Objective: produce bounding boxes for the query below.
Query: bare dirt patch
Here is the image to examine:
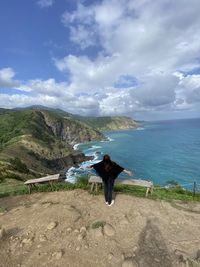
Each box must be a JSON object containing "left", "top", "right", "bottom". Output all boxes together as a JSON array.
[{"left": 0, "top": 190, "right": 200, "bottom": 267}]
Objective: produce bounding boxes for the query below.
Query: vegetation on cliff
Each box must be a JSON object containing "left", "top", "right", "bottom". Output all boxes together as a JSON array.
[
  {"left": 0, "top": 108, "right": 105, "bottom": 182},
  {"left": 0, "top": 107, "right": 139, "bottom": 185},
  {"left": 75, "top": 115, "right": 139, "bottom": 131}
]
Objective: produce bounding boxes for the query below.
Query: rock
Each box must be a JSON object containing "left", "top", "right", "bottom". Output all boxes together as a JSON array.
[
  {"left": 103, "top": 224, "right": 115, "bottom": 236},
  {"left": 74, "top": 229, "right": 79, "bottom": 233},
  {"left": 67, "top": 227, "right": 72, "bottom": 232},
  {"left": 39, "top": 235, "right": 47, "bottom": 242},
  {"left": 154, "top": 258, "right": 161, "bottom": 262},
  {"left": 52, "top": 250, "right": 63, "bottom": 260},
  {"left": 22, "top": 238, "right": 32, "bottom": 245},
  {"left": 108, "top": 253, "right": 114, "bottom": 260},
  {"left": 47, "top": 222, "right": 57, "bottom": 230},
  {"left": 93, "top": 227, "right": 103, "bottom": 238},
  {"left": 80, "top": 226, "right": 87, "bottom": 233},
  {"left": 76, "top": 246, "right": 81, "bottom": 251},
  {"left": 133, "top": 246, "right": 138, "bottom": 252},
  {"left": 0, "top": 227, "right": 5, "bottom": 239},
  {"left": 77, "top": 231, "right": 86, "bottom": 241},
  {"left": 121, "top": 254, "right": 125, "bottom": 260},
  {"left": 77, "top": 234, "right": 83, "bottom": 241},
  {"left": 122, "top": 258, "right": 139, "bottom": 267}
]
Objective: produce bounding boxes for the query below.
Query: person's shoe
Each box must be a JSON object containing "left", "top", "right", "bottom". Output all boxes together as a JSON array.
[
  {"left": 105, "top": 202, "right": 108, "bottom": 205},
  {"left": 108, "top": 200, "right": 115, "bottom": 206}
]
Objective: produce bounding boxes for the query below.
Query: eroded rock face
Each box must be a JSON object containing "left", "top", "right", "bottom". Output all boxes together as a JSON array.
[
  {"left": 43, "top": 152, "right": 93, "bottom": 171},
  {"left": 41, "top": 110, "right": 105, "bottom": 145}
]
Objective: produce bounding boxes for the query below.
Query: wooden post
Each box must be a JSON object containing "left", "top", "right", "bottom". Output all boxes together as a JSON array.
[
  {"left": 28, "top": 184, "right": 31, "bottom": 194},
  {"left": 193, "top": 181, "right": 196, "bottom": 199},
  {"left": 49, "top": 181, "right": 53, "bottom": 191},
  {"left": 91, "top": 183, "right": 94, "bottom": 192},
  {"left": 95, "top": 183, "right": 98, "bottom": 192}
]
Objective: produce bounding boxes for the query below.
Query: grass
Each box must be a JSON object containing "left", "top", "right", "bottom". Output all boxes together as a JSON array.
[
  {"left": 91, "top": 221, "right": 106, "bottom": 229},
  {"left": 0, "top": 206, "right": 6, "bottom": 213},
  {"left": 0, "top": 176, "right": 200, "bottom": 203}
]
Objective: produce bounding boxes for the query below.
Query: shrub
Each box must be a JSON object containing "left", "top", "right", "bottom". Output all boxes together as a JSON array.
[
  {"left": 91, "top": 221, "right": 106, "bottom": 229},
  {"left": 9, "top": 157, "right": 30, "bottom": 174}
]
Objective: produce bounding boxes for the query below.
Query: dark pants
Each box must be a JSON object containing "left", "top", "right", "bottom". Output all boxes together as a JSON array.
[{"left": 103, "top": 178, "right": 114, "bottom": 204}]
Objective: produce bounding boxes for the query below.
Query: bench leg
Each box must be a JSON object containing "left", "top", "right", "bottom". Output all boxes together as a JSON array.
[
  {"left": 145, "top": 187, "right": 150, "bottom": 197},
  {"left": 150, "top": 186, "right": 154, "bottom": 195},
  {"left": 90, "top": 183, "right": 95, "bottom": 192},
  {"left": 27, "top": 184, "right": 31, "bottom": 194},
  {"left": 49, "top": 181, "right": 53, "bottom": 191},
  {"left": 95, "top": 183, "right": 98, "bottom": 192}
]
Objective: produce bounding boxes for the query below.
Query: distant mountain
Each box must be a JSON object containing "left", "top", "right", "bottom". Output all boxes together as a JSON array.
[{"left": 78, "top": 116, "right": 139, "bottom": 131}]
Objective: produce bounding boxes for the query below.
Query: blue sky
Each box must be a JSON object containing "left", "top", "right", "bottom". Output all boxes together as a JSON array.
[{"left": 0, "top": 0, "right": 200, "bottom": 120}]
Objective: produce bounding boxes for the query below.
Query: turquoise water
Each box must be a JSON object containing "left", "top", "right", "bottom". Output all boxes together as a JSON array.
[{"left": 67, "top": 118, "right": 200, "bottom": 189}]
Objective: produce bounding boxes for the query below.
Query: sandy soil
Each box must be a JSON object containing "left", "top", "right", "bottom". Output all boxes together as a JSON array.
[{"left": 0, "top": 189, "right": 200, "bottom": 267}]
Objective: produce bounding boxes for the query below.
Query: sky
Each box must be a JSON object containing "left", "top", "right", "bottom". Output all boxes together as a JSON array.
[{"left": 0, "top": 0, "right": 200, "bottom": 120}]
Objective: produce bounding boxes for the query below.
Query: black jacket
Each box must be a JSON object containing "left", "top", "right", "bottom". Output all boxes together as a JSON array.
[{"left": 91, "top": 161, "right": 124, "bottom": 181}]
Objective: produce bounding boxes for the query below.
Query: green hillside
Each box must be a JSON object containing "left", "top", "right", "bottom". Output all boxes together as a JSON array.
[
  {"left": 0, "top": 107, "right": 139, "bottom": 184},
  {"left": 78, "top": 116, "right": 139, "bottom": 131},
  {"left": 12, "top": 106, "right": 139, "bottom": 131},
  {"left": 0, "top": 109, "right": 105, "bottom": 182}
]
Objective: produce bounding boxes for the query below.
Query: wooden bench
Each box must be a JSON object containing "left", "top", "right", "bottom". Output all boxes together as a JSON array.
[
  {"left": 24, "top": 174, "right": 60, "bottom": 193},
  {"left": 88, "top": 175, "right": 154, "bottom": 197}
]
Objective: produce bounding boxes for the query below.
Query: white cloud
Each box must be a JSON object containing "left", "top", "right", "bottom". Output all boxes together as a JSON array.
[
  {"left": 69, "top": 25, "right": 97, "bottom": 49},
  {"left": 55, "top": 0, "right": 200, "bottom": 118},
  {"left": 1, "top": 1, "right": 200, "bottom": 120},
  {"left": 37, "top": 0, "right": 54, "bottom": 8},
  {"left": 60, "top": 0, "right": 200, "bottom": 76},
  {"left": 54, "top": 54, "right": 121, "bottom": 92},
  {"left": 0, "top": 68, "right": 20, "bottom": 88},
  {"left": 178, "top": 74, "right": 200, "bottom": 104},
  {"left": 18, "top": 78, "right": 72, "bottom": 98}
]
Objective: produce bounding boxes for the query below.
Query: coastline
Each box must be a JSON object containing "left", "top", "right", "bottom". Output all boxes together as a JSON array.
[
  {"left": 65, "top": 137, "right": 113, "bottom": 183},
  {"left": 65, "top": 125, "right": 141, "bottom": 183}
]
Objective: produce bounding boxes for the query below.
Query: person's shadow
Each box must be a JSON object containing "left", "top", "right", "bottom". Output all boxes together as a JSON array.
[{"left": 135, "top": 218, "right": 174, "bottom": 267}]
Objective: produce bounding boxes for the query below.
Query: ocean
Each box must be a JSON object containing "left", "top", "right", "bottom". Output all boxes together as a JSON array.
[{"left": 66, "top": 118, "right": 200, "bottom": 190}]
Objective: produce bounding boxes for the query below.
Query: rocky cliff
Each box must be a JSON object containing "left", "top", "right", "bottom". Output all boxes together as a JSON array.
[
  {"left": 0, "top": 107, "right": 139, "bottom": 182},
  {"left": 0, "top": 109, "right": 105, "bottom": 181}
]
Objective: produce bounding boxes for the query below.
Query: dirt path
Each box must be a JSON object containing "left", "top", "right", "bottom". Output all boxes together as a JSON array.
[{"left": 0, "top": 190, "right": 200, "bottom": 267}]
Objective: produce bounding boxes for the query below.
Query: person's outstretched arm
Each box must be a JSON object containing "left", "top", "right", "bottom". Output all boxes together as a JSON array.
[{"left": 123, "top": 169, "right": 133, "bottom": 176}]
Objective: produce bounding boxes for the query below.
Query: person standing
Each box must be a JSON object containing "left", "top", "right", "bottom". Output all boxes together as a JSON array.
[{"left": 88, "top": 154, "right": 132, "bottom": 206}]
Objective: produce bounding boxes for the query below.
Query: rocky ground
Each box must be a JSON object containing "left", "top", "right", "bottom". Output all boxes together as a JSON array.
[{"left": 0, "top": 189, "right": 200, "bottom": 267}]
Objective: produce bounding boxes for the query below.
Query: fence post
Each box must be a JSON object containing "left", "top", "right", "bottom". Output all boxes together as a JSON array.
[{"left": 193, "top": 181, "right": 196, "bottom": 199}]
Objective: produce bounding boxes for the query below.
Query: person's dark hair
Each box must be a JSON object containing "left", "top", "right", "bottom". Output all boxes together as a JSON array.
[{"left": 103, "top": 154, "right": 113, "bottom": 172}]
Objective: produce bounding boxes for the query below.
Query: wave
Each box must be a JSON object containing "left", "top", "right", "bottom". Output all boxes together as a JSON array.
[
  {"left": 101, "top": 136, "right": 115, "bottom": 142},
  {"left": 65, "top": 150, "right": 101, "bottom": 183},
  {"left": 67, "top": 134, "right": 115, "bottom": 183},
  {"left": 73, "top": 143, "right": 80, "bottom": 150},
  {"left": 87, "top": 145, "right": 102, "bottom": 150}
]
